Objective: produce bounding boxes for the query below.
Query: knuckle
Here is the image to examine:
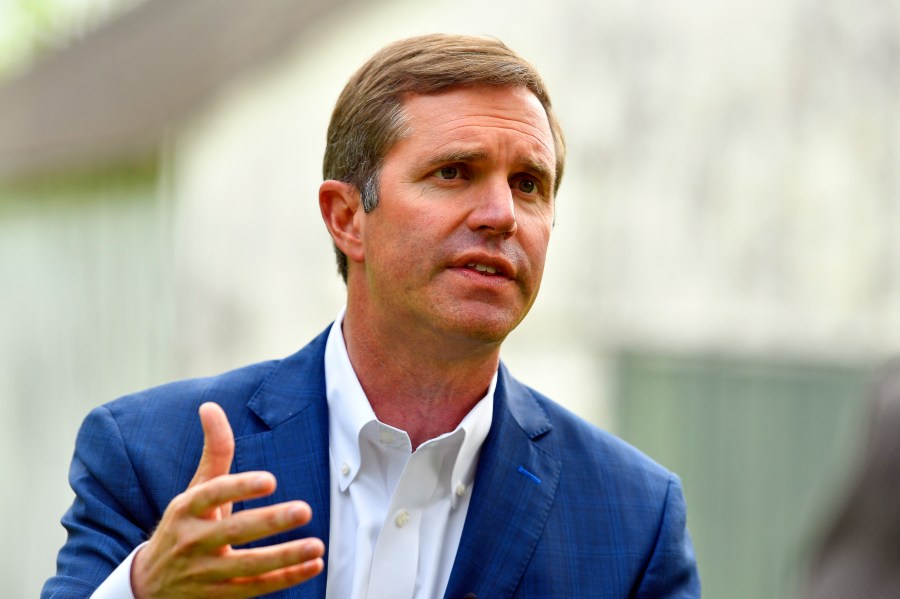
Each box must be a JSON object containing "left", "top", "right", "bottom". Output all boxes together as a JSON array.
[
  {"left": 285, "top": 543, "right": 308, "bottom": 566},
  {"left": 229, "top": 549, "right": 273, "bottom": 579},
  {"left": 235, "top": 476, "right": 255, "bottom": 497},
  {"left": 221, "top": 515, "right": 244, "bottom": 541},
  {"left": 168, "top": 491, "right": 192, "bottom": 515},
  {"left": 268, "top": 507, "right": 288, "bottom": 529},
  {"left": 291, "top": 541, "right": 311, "bottom": 561},
  {"left": 172, "top": 529, "right": 202, "bottom": 555},
  {"left": 228, "top": 553, "right": 257, "bottom": 578},
  {"left": 299, "top": 539, "right": 324, "bottom": 562}
]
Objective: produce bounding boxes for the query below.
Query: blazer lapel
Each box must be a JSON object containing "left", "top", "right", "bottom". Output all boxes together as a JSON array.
[
  {"left": 233, "top": 327, "right": 332, "bottom": 599},
  {"left": 444, "top": 364, "right": 562, "bottom": 599},
  {"left": 222, "top": 332, "right": 561, "bottom": 599}
]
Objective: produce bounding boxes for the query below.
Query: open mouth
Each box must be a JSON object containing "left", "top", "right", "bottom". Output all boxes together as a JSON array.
[{"left": 466, "top": 263, "right": 501, "bottom": 276}]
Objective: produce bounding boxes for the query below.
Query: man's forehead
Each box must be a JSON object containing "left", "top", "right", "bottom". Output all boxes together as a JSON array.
[
  {"left": 395, "top": 86, "right": 555, "bottom": 156},
  {"left": 398, "top": 85, "right": 547, "bottom": 119}
]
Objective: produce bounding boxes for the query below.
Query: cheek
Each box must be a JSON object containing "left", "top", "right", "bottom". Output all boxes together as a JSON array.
[
  {"left": 366, "top": 213, "right": 440, "bottom": 280},
  {"left": 520, "top": 216, "right": 553, "bottom": 264},
  {"left": 404, "top": 210, "right": 459, "bottom": 255}
]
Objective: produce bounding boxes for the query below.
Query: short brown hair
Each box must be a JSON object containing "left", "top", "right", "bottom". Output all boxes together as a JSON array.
[{"left": 323, "top": 33, "right": 567, "bottom": 281}]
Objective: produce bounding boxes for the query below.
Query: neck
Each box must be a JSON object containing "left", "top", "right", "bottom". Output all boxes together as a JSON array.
[{"left": 341, "top": 306, "right": 500, "bottom": 450}]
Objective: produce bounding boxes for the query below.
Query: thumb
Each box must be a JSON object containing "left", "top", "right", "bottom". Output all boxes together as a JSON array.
[{"left": 189, "top": 402, "right": 235, "bottom": 488}]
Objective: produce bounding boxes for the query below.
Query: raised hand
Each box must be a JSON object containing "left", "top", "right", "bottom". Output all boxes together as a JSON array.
[{"left": 130, "top": 402, "right": 325, "bottom": 598}]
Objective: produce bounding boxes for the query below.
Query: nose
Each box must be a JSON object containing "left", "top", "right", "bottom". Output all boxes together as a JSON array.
[{"left": 467, "top": 178, "right": 517, "bottom": 237}]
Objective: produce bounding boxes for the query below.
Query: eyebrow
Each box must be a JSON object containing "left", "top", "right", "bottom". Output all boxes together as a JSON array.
[
  {"left": 412, "top": 149, "right": 488, "bottom": 173},
  {"left": 519, "top": 157, "right": 555, "bottom": 188}
]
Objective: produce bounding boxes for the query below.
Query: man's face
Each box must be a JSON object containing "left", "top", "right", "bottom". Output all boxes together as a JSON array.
[{"left": 357, "top": 85, "right": 556, "bottom": 349}]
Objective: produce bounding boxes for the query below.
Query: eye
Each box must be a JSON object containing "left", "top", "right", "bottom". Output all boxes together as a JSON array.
[
  {"left": 516, "top": 178, "right": 538, "bottom": 194},
  {"left": 435, "top": 166, "right": 461, "bottom": 180}
]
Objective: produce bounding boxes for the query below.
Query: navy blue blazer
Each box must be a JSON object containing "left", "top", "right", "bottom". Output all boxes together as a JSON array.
[{"left": 44, "top": 326, "right": 700, "bottom": 598}]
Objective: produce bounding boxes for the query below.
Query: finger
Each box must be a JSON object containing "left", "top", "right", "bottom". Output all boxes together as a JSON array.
[
  {"left": 226, "top": 556, "right": 325, "bottom": 596},
  {"left": 203, "top": 537, "right": 325, "bottom": 581},
  {"left": 184, "top": 471, "right": 277, "bottom": 518},
  {"left": 203, "top": 501, "right": 313, "bottom": 549},
  {"left": 190, "top": 402, "right": 236, "bottom": 488}
]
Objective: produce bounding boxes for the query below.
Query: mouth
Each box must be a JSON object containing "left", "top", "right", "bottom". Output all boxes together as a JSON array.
[
  {"left": 451, "top": 253, "right": 516, "bottom": 282},
  {"left": 465, "top": 262, "right": 502, "bottom": 276}
]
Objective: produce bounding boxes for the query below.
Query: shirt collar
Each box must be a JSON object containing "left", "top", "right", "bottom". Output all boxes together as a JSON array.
[
  {"left": 324, "top": 308, "right": 495, "bottom": 506},
  {"left": 325, "top": 308, "right": 377, "bottom": 492}
]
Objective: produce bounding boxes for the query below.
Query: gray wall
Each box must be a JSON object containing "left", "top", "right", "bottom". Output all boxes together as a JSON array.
[{"left": 0, "top": 171, "right": 174, "bottom": 595}]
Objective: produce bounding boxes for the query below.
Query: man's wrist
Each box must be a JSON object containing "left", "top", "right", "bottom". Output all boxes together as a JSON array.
[
  {"left": 129, "top": 543, "right": 148, "bottom": 599},
  {"left": 88, "top": 541, "right": 145, "bottom": 599}
]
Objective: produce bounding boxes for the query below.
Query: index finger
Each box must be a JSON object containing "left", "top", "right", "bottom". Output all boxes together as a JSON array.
[{"left": 185, "top": 471, "right": 277, "bottom": 518}]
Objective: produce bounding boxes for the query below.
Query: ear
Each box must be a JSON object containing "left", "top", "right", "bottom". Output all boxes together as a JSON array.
[{"left": 319, "top": 180, "right": 365, "bottom": 264}]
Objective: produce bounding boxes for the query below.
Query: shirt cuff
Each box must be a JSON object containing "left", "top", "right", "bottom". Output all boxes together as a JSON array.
[{"left": 89, "top": 542, "right": 147, "bottom": 599}]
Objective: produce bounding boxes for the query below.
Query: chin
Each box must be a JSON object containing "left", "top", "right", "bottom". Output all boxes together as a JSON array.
[{"left": 435, "top": 305, "right": 526, "bottom": 346}]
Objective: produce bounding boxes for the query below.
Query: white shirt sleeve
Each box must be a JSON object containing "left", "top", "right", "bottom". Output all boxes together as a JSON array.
[{"left": 89, "top": 542, "right": 146, "bottom": 599}]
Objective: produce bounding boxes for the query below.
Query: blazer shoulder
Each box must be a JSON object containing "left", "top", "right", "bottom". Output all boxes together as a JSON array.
[
  {"left": 102, "top": 357, "right": 281, "bottom": 427},
  {"left": 74, "top": 358, "right": 284, "bottom": 504},
  {"left": 101, "top": 324, "right": 331, "bottom": 435}
]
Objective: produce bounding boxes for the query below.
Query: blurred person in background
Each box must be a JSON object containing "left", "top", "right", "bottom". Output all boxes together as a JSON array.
[
  {"left": 43, "top": 34, "right": 699, "bottom": 598},
  {"left": 801, "top": 361, "right": 900, "bottom": 599}
]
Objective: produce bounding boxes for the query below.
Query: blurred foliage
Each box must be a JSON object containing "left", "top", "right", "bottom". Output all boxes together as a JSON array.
[{"left": 0, "top": 0, "right": 140, "bottom": 81}]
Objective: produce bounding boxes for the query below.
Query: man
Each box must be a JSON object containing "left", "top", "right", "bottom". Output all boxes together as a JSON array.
[
  {"left": 801, "top": 362, "right": 900, "bottom": 599},
  {"left": 44, "top": 34, "right": 700, "bottom": 598}
]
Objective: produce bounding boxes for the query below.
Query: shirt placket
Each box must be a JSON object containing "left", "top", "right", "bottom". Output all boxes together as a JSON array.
[{"left": 366, "top": 441, "right": 444, "bottom": 599}]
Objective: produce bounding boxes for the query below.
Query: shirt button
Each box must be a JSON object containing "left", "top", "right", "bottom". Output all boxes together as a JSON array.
[
  {"left": 341, "top": 462, "right": 351, "bottom": 476},
  {"left": 379, "top": 429, "right": 394, "bottom": 444},
  {"left": 394, "top": 510, "right": 410, "bottom": 528},
  {"left": 455, "top": 483, "right": 467, "bottom": 497}
]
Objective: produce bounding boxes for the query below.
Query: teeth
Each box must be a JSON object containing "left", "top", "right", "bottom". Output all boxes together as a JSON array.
[{"left": 466, "top": 263, "right": 497, "bottom": 274}]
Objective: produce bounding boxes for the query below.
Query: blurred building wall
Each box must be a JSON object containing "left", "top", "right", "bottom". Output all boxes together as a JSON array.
[{"left": 0, "top": 170, "right": 174, "bottom": 594}]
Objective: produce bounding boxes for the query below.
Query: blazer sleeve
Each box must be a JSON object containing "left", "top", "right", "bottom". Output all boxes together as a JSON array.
[
  {"left": 42, "top": 406, "right": 158, "bottom": 598},
  {"left": 634, "top": 474, "right": 701, "bottom": 598}
]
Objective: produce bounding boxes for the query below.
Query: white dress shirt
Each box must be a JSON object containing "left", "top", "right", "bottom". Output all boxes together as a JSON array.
[
  {"left": 324, "top": 309, "right": 494, "bottom": 599},
  {"left": 90, "top": 309, "right": 495, "bottom": 599}
]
